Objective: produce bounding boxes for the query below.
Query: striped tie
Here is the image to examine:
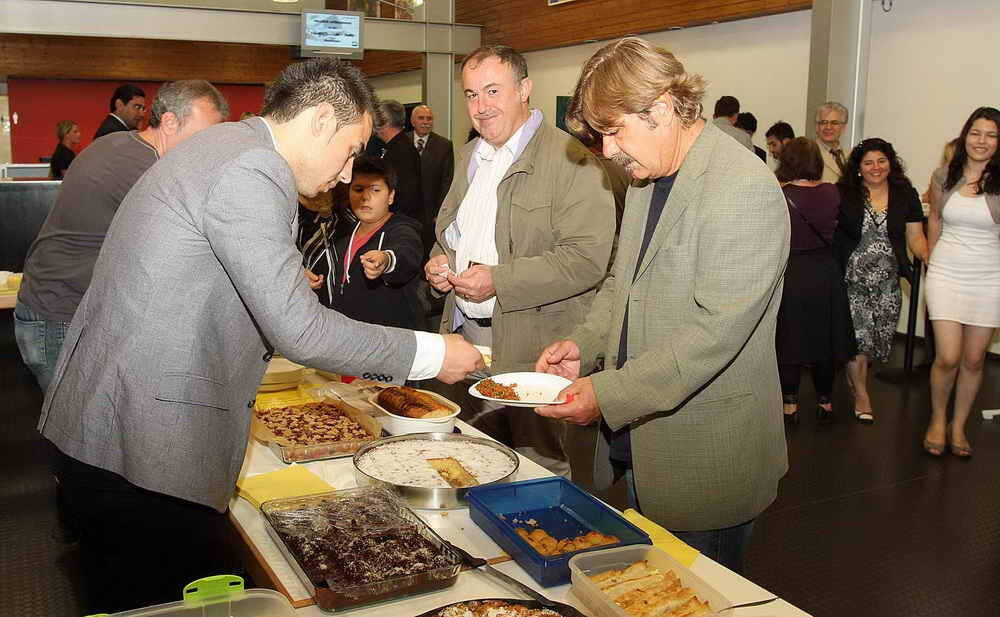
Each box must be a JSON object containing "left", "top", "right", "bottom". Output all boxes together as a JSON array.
[{"left": 416, "top": 137, "right": 426, "bottom": 153}]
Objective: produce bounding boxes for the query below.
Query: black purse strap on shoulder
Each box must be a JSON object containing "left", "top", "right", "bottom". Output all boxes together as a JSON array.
[{"left": 786, "top": 194, "right": 831, "bottom": 248}]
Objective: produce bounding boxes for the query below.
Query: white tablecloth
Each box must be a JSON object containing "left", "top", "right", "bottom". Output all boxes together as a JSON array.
[{"left": 230, "top": 421, "right": 810, "bottom": 616}]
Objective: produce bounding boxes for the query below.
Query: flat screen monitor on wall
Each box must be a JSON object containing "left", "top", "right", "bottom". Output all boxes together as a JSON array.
[{"left": 300, "top": 10, "right": 364, "bottom": 60}]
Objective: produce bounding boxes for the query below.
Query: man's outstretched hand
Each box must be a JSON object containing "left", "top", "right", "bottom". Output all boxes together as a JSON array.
[{"left": 437, "top": 333, "right": 485, "bottom": 384}]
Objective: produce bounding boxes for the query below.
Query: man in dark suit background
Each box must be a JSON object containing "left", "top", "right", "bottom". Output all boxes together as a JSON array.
[
  {"left": 374, "top": 99, "right": 424, "bottom": 223},
  {"left": 407, "top": 104, "right": 454, "bottom": 256},
  {"left": 93, "top": 84, "right": 147, "bottom": 140}
]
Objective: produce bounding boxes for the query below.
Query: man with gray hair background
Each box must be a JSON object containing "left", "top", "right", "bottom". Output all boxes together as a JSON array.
[
  {"left": 815, "top": 100, "right": 849, "bottom": 183},
  {"left": 425, "top": 45, "right": 615, "bottom": 475},
  {"left": 16, "top": 79, "right": 229, "bottom": 391},
  {"left": 375, "top": 99, "right": 424, "bottom": 222}
]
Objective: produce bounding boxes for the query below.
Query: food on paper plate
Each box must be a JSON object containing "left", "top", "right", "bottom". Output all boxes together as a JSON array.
[
  {"left": 376, "top": 386, "right": 455, "bottom": 418},
  {"left": 589, "top": 560, "right": 711, "bottom": 617},
  {"left": 426, "top": 457, "right": 478, "bottom": 488},
  {"left": 255, "top": 401, "right": 373, "bottom": 445},
  {"left": 515, "top": 527, "right": 620, "bottom": 557},
  {"left": 433, "top": 600, "right": 565, "bottom": 616},
  {"left": 475, "top": 377, "right": 521, "bottom": 401},
  {"left": 355, "top": 439, "right": 516, "bottom": 489}
]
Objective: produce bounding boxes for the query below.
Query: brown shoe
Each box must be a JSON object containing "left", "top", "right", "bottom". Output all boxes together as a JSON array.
[{"left": 922, "top": 439, "right": 945, "bottom": 457}]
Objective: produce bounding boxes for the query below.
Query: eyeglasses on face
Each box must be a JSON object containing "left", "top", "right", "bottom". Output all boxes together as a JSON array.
[{"left": 817, "top": 120, "right": 844, "bottom": 127}]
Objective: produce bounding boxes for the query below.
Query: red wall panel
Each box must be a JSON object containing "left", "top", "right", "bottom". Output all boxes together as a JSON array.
[{"left": 8, "top": 78, "right": 265, "bottom": 164}]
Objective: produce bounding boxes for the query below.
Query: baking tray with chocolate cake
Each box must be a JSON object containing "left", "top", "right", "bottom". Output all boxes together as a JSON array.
[{"left": 260, "top": 487, "right": 463, "bottom": 611}]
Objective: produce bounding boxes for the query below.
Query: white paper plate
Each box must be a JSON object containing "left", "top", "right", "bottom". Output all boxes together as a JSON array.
[{"left": 468, "top": 372, "right": 572, "bottom": 407}]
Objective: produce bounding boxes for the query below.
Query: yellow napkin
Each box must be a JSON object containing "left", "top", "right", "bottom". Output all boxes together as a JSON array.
[
  {"left": 253, "top": 387, "right": 317, "bottom": 410},
  {"left": 236, "top": 465, "right": 333, "bottom": 508},
  {"left": 623, "top": 508, "right": 699, "bottom": 567}
]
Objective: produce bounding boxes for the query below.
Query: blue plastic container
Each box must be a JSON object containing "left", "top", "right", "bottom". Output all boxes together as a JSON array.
[{"left": 467, "top": 477, "right": 651, "bottom": 587}]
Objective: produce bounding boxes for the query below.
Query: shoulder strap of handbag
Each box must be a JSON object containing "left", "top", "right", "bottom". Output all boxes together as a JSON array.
[{"left": 785, "top": 194, "right": 830, "bottom": 247}]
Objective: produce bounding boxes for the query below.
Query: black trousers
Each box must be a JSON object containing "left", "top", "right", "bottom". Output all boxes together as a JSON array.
[
  {"left": 778, "top": 362, "right": 835, "bottom": 399},
  {"left": 54, "top": 449, "right": 246, "bottom": 614}
]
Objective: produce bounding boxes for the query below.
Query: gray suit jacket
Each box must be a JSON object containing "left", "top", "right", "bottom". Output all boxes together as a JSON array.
[
  {"left": 570, "top": 121, "right": 790, "bottom": 530},
  {"left": 39, "top": 118, "right": 418, "bottom": 511},
  {"left": 712, "top": 117, "right": 754, "bottom": 153}
]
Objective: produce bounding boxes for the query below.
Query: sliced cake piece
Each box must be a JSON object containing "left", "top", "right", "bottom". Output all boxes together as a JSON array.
[{"left": 426, "top": 457, "right": 478, "bottom": 487}]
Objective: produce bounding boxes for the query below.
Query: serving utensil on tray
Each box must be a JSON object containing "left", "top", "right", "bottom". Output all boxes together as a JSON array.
[
  {"left": 446, "top": 542, "right": 587, "bottom": 617},
  {"left": 707, "top": 596, "right": 779, "bottom": 614}
]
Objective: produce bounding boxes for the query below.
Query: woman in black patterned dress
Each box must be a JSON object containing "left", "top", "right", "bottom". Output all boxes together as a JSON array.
[{"left": 834, "top": 139, "right": 928, "bottom": 423}]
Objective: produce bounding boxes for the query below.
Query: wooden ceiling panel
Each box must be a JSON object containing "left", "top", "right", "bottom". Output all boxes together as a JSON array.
[
  {"left": 0, "top": 0, "right": 809, "bottom": 84},
  {"left": 0, "top": 33, "right": 421, "bottom": 84},
  {"left": 456, "top": 0, "right": 811, "bottom": 52}
]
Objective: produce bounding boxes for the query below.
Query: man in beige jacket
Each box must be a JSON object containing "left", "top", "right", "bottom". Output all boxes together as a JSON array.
[
  {"left": 425, "top": 45, "right": 616, "bottom": 473},
  {"left": 535, "top": 38, "right": 788, "bottom": 573},
  {"left": 815, "top": 100, "right": 849, "bottom": 183}
]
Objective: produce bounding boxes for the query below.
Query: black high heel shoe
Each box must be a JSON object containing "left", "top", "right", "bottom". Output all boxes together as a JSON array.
[
  {"left": 816, "top": 395, "right": 835, "bottom": 425},
  {"left": 783, "top": 394, "right": 799, "bottom": 426}
]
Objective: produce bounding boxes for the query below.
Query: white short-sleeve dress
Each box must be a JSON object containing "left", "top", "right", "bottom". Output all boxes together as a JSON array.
[{"left": 925, "top": 191, "right": 1000, "bottom": 327}]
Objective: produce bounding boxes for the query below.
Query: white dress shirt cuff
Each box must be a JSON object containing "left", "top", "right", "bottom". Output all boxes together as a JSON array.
[{"left": 408, "top": 331, "right": 446, "bottom": 380}]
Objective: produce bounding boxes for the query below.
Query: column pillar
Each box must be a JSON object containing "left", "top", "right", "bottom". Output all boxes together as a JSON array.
[
  {"left": 806, "top": 0, "right": 873, "bottom": 145},
  {"left": 423, "top": 0, "right": 455, "bottom": 140}
]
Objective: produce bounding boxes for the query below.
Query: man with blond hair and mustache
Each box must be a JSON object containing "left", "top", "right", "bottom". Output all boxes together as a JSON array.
[{"left": 533, "top": 37, "right": 789, "bottom": 572}]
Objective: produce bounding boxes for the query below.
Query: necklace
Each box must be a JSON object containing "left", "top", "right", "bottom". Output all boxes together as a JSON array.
[{"left": 864, "top": 196, "right": 887, "bottom": 227}]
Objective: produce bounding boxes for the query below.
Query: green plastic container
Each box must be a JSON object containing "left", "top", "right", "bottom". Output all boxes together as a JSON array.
[{"left": 86, "top": 575, "right": 296, "bottom": 617}]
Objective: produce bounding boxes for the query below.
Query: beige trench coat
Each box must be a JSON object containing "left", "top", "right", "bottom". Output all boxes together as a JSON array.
[{"left": 432, "top": 119, "right": 617, "bottom": 373}]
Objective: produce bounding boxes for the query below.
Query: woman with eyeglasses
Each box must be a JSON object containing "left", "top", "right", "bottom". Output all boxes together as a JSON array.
[
  {"left": 834, "top": 139, "right": 928, "bottom": 424},
  {"left": 923, "top": 107, "right": 1000, "bottom": 457}
]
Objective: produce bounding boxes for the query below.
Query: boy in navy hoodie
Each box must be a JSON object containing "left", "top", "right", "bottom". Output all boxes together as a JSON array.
[{"left": 305, "top": 155, "right": 425, "bottom": 329}]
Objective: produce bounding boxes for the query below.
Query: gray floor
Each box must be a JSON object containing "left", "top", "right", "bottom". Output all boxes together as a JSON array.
[{"left": 1, "top": 312, "right": 82, "bottom": 616}]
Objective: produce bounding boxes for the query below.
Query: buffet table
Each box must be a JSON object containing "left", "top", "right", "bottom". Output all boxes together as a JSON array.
[{"left": 230, "top": 377, "right": 811, "bottom": 617}]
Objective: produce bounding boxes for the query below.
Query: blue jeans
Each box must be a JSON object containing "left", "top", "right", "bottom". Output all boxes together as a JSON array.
[
  {"left": 672, "top": 521, "right": 755, "bottom": 574},
  {"left": 621, "top": 464, "right": 755, "bottom": 574},
  {"left": 13, "top": 299, "right": 71, "bottom": 393}
]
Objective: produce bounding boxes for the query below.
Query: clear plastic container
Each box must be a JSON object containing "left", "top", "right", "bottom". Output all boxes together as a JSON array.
[
  {"left": 260, "top": 487, "right": 462, "bottom": 611},
  {"left": 89, "top": 575, "right": 296, "bottom": 617},
  {"left": 568, "top": 545, "right": 732, "bottom": 617},
  {"left": 466, "top": 477, "right": 651, "bottom": 587}
]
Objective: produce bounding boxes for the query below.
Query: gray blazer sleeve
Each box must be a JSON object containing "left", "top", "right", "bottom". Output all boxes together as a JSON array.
[{"left": 202, "top": 152, "right": 417, "bottom": 381}]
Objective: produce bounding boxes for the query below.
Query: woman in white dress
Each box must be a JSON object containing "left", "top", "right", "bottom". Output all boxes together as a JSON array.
[{"left": 924, "top": 107, "right": 1000, "bottom": 457}]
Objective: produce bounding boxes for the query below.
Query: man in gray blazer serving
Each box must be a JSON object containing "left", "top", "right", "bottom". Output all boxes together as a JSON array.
[
  {"left": 38, "top": 58, "right": 482, "bottom": 613},
  {"left": 534, "top": 38, "right": 789, "bottom": 574}
]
